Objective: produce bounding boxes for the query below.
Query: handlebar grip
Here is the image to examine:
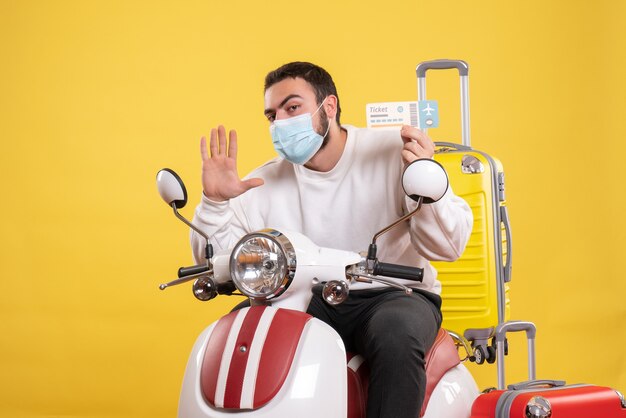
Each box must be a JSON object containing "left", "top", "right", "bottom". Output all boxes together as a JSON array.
[
  {"left": 311, "top": 283, "right": 324, "bottom": 296},
  {"left": 178, "top": 264, "right": 210, "bottom": 278},
  {"left": 373, "top": 262, "right": 424, "bottom": 282}
]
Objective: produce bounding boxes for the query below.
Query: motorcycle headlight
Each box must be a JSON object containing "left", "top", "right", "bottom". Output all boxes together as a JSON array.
[{"left": 230, "top": 229, "right": 296, "bottom": 300}]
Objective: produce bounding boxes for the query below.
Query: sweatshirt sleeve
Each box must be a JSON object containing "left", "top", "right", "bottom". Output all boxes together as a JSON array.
[
  {"left": 405, "top": 186, "right": 473, "bottom": 262},
  {"left": 190, "top": 193, "right": 251, "bottom": 264}
]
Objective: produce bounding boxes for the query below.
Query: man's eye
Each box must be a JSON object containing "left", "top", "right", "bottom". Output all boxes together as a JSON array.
[{"left": 288, "top": 105, "right": 300, "bottom": 112}]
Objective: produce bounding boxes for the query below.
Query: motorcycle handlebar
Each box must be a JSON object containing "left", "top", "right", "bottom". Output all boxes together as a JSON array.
[
  {"left": 178, "top": 264, "right": 210, "bottom": 278},
  {"left": 311, "top": 283, "right": 324, "bottom": 296},
  {"left": 373, "top": 262, "right": 424, "bottom": 282}
]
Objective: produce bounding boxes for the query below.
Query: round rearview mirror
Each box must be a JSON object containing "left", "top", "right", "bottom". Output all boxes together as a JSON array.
[
  {"left": 156, "top": 168, "right": 188, "bottom": 209},
  {"left": 402, "top": 159, "right": 449, "bottom": 203}
]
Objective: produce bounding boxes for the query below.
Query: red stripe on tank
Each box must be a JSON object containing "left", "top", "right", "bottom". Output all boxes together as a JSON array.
[
  {"left": 222, "top": 306, "right": 267, "bottom": 408},
  {"left": 200, "top": 310, "right": 239, "bottom": 406},
  {"left": 253, "top": 309, "right": 312, "bottom": 408}
]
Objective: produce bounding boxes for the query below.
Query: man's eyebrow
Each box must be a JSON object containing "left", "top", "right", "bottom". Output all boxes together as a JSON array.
[{"left": 264, "top": 94, "right": 303, "bottom": 116}]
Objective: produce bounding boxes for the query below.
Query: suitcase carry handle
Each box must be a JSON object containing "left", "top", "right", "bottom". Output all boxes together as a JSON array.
[
  {"left": 507, "top": 379, "right": 566, "bottom": 391},
  {"left": 416, "top": 59, "right": 471, "bottom": 147},
  {"left": 501, "top": 206, "right": 513, "bottom": 283},
  {"left": 495, "top": 321, "right": 537, "bottom": 389},
  {"left": 434, "top": 141, "right": 472, "bottom": 152}
]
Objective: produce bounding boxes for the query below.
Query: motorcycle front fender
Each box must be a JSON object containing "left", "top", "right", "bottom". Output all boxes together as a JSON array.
[{"left": 178, "top": 306, "right": 347, "bottom": 418}]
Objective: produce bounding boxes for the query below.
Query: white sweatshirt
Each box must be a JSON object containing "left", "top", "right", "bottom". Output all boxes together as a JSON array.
[{"left": 191, "top": 125, "right": 473, "bottom": 294}]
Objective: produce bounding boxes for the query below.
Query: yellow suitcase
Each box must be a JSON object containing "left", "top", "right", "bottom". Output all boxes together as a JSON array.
[{"left": 416, "top": 60, "right": 512, "bottom": 345}]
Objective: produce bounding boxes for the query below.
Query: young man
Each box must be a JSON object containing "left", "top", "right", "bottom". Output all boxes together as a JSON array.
[{"left": 191, "top": 62, "right": 472, "bottom": 418}]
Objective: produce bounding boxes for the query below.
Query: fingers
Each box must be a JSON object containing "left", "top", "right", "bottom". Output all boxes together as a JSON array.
[
  {"left": 402, "top": 149, "right": 418, "bottom": 165},
  {"left": 403, "top": 138, "right": 426, "bottom": 157},
  {"left": 242, "top": 177, "right": 264, "bottom": 191},
  {"left": 218, "top": 125, "right": 227, "bottom": 155},
  {"left": 402, "top": 140, "right": 426, "bottom": 165},
  {"left": 207, "top": 125, "right": 238, "bottom": 159},
  {"left": 400, "top": 125, "right": 434, "bottom": 160},
  {"left": 200, "top": 136, "right": 208, "bottom": 161},
  {"left": 228, "top": 129, "right": 237, "bottom": 159},
  {"left": 209, "top": 128, "right": 218, "bottom": 157}
]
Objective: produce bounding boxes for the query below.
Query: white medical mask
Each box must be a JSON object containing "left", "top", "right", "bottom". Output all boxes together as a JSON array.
[{"left": 270, "top": 98, "right": 331, "bottom": 165}]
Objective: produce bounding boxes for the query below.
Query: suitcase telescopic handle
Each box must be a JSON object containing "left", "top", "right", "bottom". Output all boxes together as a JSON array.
[
  {"left": 416, "top": 59, "right": 469, "bottom": 77},
  {"left": 495, "top": 321, "right": 537, "bottom": 390},
  {"left": 416, "top": 59, "right": 471, "bottom": 147}
]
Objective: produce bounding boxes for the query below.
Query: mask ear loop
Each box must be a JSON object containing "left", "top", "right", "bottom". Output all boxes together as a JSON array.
[
  {"left": 313, "top": 96, "right": 332, "bottom": 139},
  {"left": 312, "top": 96, "right": 328, "bottom": 117},
  {"left": 321, "top": 115, "right": 331, "bottom": 139}
]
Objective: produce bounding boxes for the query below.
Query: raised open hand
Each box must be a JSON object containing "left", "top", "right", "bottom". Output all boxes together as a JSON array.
[{"left": 200, "top": 125, "right": 264, "bottom": 202}]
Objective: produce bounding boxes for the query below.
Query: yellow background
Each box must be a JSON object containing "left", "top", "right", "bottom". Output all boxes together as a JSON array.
[{"left": 1, "top": 0, "right": 625, "bottom": 416}]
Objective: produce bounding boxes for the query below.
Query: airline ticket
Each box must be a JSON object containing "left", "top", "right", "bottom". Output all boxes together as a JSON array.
[{"left": 366, "top": 100, "right": 439, "bottom": 129}]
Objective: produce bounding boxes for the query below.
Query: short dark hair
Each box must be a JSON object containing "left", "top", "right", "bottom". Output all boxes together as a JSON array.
[{"left": 264, "top": 61, "right": 341, "bottom": 125}]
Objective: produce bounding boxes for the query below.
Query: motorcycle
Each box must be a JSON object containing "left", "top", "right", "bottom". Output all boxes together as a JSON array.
[{"left": 155, "top": 159, "right": 482, "bottom": 418}]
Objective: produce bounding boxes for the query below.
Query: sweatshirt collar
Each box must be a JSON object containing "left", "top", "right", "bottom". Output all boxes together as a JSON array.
[{"left": 294, "top": 125, "right": 356, "bottom": 182}]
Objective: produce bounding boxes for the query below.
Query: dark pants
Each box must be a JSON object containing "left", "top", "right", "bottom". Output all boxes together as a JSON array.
[
  {"left": 233, "top": 287, "right": 442, "bottom": 418},
  {"left": 308, "top": 287, "right": 442, "bottom": 418}
]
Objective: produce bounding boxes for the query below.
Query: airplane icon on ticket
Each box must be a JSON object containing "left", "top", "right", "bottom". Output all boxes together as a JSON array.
[{"left": 418, "top": 100, "right": 439, "bottom": 129}]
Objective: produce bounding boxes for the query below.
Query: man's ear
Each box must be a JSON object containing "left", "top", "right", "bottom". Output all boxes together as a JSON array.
[{"left": 324, "top": 95, "right": 338, "bottom": 120}]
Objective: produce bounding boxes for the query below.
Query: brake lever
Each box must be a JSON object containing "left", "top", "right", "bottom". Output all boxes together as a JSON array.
[
  {"left": 159, "top": 270, "right": 213, "bottom": 290},
  {"left": 347, "top": 273, "right": 413, "bottom": 295}
]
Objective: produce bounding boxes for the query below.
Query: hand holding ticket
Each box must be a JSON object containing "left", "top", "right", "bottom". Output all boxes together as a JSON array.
[{"left": 366, "top": 100, "right": 439, "bottom": 129}]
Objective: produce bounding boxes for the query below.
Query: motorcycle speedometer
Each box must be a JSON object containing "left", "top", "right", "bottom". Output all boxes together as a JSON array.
[{"left": 229, "top": 229, "right": 296, "bottom": 300}]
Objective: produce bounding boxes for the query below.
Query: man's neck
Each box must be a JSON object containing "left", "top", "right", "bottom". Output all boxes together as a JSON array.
[{"left": 304, "top": 124, "right": 347, "bottom": 172}]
